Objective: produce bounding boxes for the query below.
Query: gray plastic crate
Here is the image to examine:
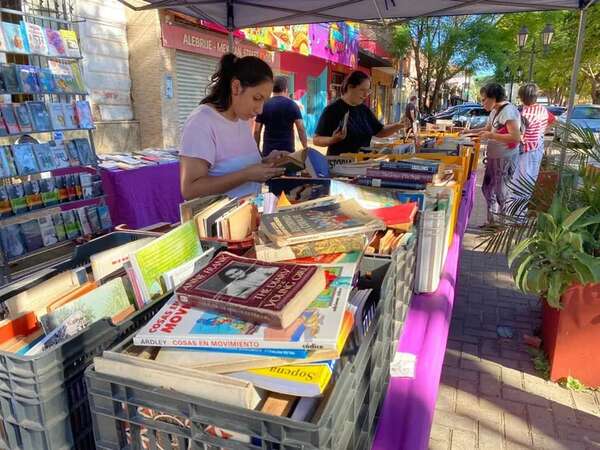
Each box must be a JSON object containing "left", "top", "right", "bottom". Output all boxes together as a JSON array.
[
  {"left": 86, "top": 256, "right": 394, "bottom": 450},
  {"left": 0, "top": 232, "right": 218, "bottom": 450}
]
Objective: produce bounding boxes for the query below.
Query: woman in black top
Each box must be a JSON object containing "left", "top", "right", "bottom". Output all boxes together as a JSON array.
[{"left": 313, "top": 71, "right": 405, "bottom": 156}]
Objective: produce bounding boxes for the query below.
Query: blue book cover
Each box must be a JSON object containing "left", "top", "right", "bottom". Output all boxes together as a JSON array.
[
  {"left": 12, "top": 143, "right": 39, "bottom": 175},
  {"left": 380, "top": 160, "right": 439, "bottom": 174},
  {"left": 38, "top": 68, "right": 57, "bottom": 93},
  {"left": 306, "top": 147, "right": 330, "bottom": 177},
  {"left": 2, "top": 22, "right": 30, "bottom": 54},
  {"left": 26, "top": 101, "right": 52, "bottom": 131},
  {"left": 16, "top": 65, "right": 40, "bottom": 93}
]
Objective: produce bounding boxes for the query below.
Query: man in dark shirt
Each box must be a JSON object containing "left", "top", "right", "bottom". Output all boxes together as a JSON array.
[
  {"left": 404, "top": 95, "right": 418, "bottom": 137},
  {"left": 253, "top": 77, "right": 308, "bottom": 156}
]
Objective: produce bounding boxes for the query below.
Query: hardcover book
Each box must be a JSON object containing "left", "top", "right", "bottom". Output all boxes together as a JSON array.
[
  {"left": 7, "top": 183, "right": 27, "bottom": 214},
  {"left": 259, "top": 199, "right": 384, "bottom": 247},
  {"left": 23, "top": 22, "right": 48, "bottom": 55},
  {"left": 20, "top": 219, "right": 44, "bottom": 252},
  {"left": 2, "top": 22, "right": 29, "bottom": 54},
  {"left": 0, "top": 145, "right": 17, "bottom": 177},
  {"left": 175, "top": 252, "right": 326, "bottom": 328},
  {"left": 45, "top": 28, "right": 67, "bottom": 57},
  {"left": 33, "top": 143, "right": 57, "bottom": 172},
  {"left": 38, "top": 215, "right": 59, "bottom": 247},
  {"left": 48, "top": 103, "right": 67, "bottom": 130},
  {"left": 23, "top": 180, "right": 43, "bottom": 210},
  {"left": 0, "top": 64, "right": 19, "bottom": 91},
  {"left": 27, "top": 101, "right": 52, "bottom": 131},
  {"left": 59, "top": 29, "right": 81, "bottom": 58},
  {"left": 75, "top": 100, "right": 93, "bottom": 128},
  {"left": 73, "top": 138, "right": 96, "bottom": 165},
  {"left": 16, "top": 65, "right": 40, "bottom": 93},
  {"left": 1, "top": 104, "right": 21, "bottom": 134},
  {"left": 0, "top": 224, "right": 26, "bottom": 259},
  {"left": 14, "top": 104, "right": 33, "bottom": 132},
  {"left": 12, "top": 143, "right": 39, "bottom": 175}
]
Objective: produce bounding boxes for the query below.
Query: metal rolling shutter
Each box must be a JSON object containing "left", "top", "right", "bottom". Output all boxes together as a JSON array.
[{"left": 175, "top": 51, "right": 218, "bottom": 129}]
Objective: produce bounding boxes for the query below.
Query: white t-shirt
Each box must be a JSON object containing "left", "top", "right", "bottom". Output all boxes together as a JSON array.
[
  {"left": 486, "top": 102, "right": 520, "bottom": 159},
  {"left": 179, "top": 104, "right": 261, "bottom": 198}
]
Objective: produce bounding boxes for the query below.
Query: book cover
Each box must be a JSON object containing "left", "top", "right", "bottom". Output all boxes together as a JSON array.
[
  {"left": 161, "top": 247, "right": 216, "bottom": 291},
  {"left": 0, "top": 224, "right": 26, "bottom": 259},
  {"left": 7, "top": 183, "right": 27, "bottom": 214},
  {"left": 48, "top": 103, "right": 67, "bottom": 130},
  {"left": 58, "top": 29, "right": 81, "bottom": 58},
  {"left": 380, "top": 160, "right": 439, "bottom": 174},
  {"left": 355, "top": 177, "right": 426, "bottom": 191},
  {"left": 0, "top": 64, "right": 19, "bottom": 91},
  {"left": 0, "top": 24, "right": 7, "bottom": 51},
  {"left": 79, "top": 172, "right": 93, "bottom": 199},
  {"left": 39, "top": 178, "right": 59, "bottom": 206},
  {"left": 369, "top": 202, "right": 418, "bottom": 229},
  {"left": 366, "top": 168, "right": 435, "bottom": 183},
  {"left": 23, "top": 180, "right": 43, "bottom": 210},
  {"left": 75, "top": 101, "right": 93, "bottom": 128},
  {"left": 259, "top": 199, "right": 384, "bottom": 247},
  {"left": 255, "top": 234, "right": 367, "bottom": 263},
  {"left": 66, "top": 174, "right": 79, "bottom": 200},
  {"left": 52, "top": 213, "right": 67, "bottom": 241},
  {"left": 0, "top": 145, "right": 17, "bottom": 177},
  {"left": 1, "top": 104, "right": 21, "bottom": 134},
  {"left": 70, "top": 63, "right": 86, "bottom": 92},
  {"left": 12, "top": 143, "right": 39, "bottom": 175},
  {"left": 65, "top": 140, "right": 80, "bottom": 165},
  {"left": 175, "top": 252, "right": 324, "bottom": 328},
  {"left": 96, "top": 205, "right": 112, "bottom": 230},
  {"left": 33, "top": 143, "right": 57, "bottom": 172},
  {"left": 13, "top": 104, "right": 33, "bottom": 132},
  {"left": 37, "top": 68, "right": 57, "bottom": 93},
  {"left": 16, "top": 65, "right": 40, "bottom": 93},
  {"left": 129, "top": 221, "right": 203, "bottom": 302},
  {"left": 23, "top": 22, "right": 48, "bottom": 55},
  {"left": 76, "top": 207, "right": 92, "bottom": 236},
  {"left": 0, "top": 186, "right": 11, "bottom": 218},
  {"left": 45, "top": 28, "right": 67, "bottom": 57},
  {"left": 61, "top": 210, "right": 80, "bottom": 239},
  {"left": 62, "top": 103, "right": 77, "bottom": 129},
  {"left": 86, "top": 206, "right": 101, "bottom": 234},
  {"left": 24, "top": 311, "right": 88, "bottom": 355},
  {"left": 90, "top": 237, "right": 155, "bottom": 281},
  {"left": 26, "top": 101, "right": 52, "bottom": 131},
  {"left": 49, "top": 142, "right": 70, "bottom": 169},
  {"left": 40, "top": 277, "right": 131, "bottom": 333},
  {"left": 232, "top": 360, "right": 336, "bottom": 397},
  {"left": 73, "top": 138, "right": 96, "bottom": 165},
  {"left": 134, "top": 281, "right": 354, "bottom": 352},
  {"left": 20, "top": 219, "right": 44, "bottom": 252},
  {"left": 305, "top": 148, "right": 330, "bottom": 178},
  {"left": 38, "top": 215, "right": 59, "bottom": 247},
  {"left": 92, "top": 180, "right": 103, "bottom": 197},
  {"left": 55, "top": 175, "right": 69, "bottom": 202},
  {"left": 2, "top": 22, "right": 29, "bottom": 54}
]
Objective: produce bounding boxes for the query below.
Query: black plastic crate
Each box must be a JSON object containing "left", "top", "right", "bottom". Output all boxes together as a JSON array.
[{"left": 86, "top": 256, "right": 395, "bottom": 450}]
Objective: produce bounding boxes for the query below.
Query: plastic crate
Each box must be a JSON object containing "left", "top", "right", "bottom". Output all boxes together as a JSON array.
[
  {"left": 86, "top": 256, "right": 394, "bottom": 450},
  {"left": 0, "top": 232, "right": 217, "bottom": 450}
]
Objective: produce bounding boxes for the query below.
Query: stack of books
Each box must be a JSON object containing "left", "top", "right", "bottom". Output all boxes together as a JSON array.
[
  {"left": 98, "top": 149, "right": 179, "bottom": 170},
  {"left": 353, "top": 158, "right": 442, "bottom": 190}
]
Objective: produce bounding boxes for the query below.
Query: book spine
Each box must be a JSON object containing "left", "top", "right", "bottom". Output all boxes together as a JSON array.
[
  {"left": 176, "top": 292, "right": 280, "bottom": 328},
  {"left": 356, "top": 178, "right": 427, "bottom": 190},
  {"left": 256, "top": 236, "right": 365, "bottom": 262},
  {"left": 379, "top": 161, "right": 437, "bottom": 174},
  {"left": 366, "top": 169, "right": 433, "bottom": 183}
]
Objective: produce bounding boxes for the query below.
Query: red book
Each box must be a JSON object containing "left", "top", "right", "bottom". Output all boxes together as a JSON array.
[
  {"left": 369, "top": 202, "right": 418, "bottom": 229},
  {"left": 366, "top": 168, "right": 434, "bottom": 183},
  {"left": 176, "top": 252, "right": 326, "bottom": 329}
]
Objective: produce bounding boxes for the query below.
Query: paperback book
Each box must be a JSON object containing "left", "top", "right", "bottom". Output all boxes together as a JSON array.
[
  {"left": 39, "top": 178, "right": 59, "bottom": 206},
  {"left": 7, "top": 183, "right": 27, "bottom": 214},
  {"left": 38, "top": 68, "right": 57, "bottom": 93},
  {"left": 20, "top": 219, "right": 44, "bottom": 252},
  {"left": 33, "top": 143, "right": 57, "bottom": 172},
  {"left": 1, "top": 64, "right": 19, "bottom": 91},
  {"left": 52, "top": 213, "right": 67, "bottom": 241},
  {"left": 0, "top": 104, "right": 21, "bottom": 134},
  {"left": 74, "top": 138, "right": 96, "bottom": 165},
  {"left": 48, "top": 103, "right": 67, "bottom": 130},
  {"left": 27, "top": 101, "right": 52, "bottom": 131},
  {"left": 38, "top": 215, "right": 59, "bottom": 246},
  {"left": 49, "top": 142, "right": 71, "bottom": 169},
  {"left": 16, "top": 65, "right": 40, "bottom": 93},
  {"left": 59, "top": 29, "right": 81, "bottom": 58},
  {"left": 96, "top": 205, "right": 112, "bottom": 230},
  {"left": 0, "top": 224, "right": 26, "bottom": 259},
  {"left": 45, "top": 28, "right": 67, "bottom": 57},
  {"left": 14, "top": 104, "right": 33, "bottom": 132},
  {"left": 175, "top": 252, "right": 326, "bottom": 328},
  {"left": 0, "top": 145, "right": 17, "bottom": 177},
  {"left": 23, "top": 22, "right": 48, "bottom": 55},
  {"left": 61, "top": 210, "right": 80, "bottom": 239},
  {"left": 2, "top": 22, "right": 29, "bottom": 54},
  {"left": 12, "top": 143, "right": 39, "bottom": 175},
  {"left": 75, "top": 100, "right": 93, "bottom": 128},
  {"left": 0, "top": 186, "right": 10, "bottom": 217},
  {"left": 23, "top": 180, "right": 43, "bottom": 210}
]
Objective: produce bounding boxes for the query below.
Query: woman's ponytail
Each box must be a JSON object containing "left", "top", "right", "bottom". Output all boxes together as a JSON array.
[{"left": 201, "top": 52, "right": 273, "bottom": 111}]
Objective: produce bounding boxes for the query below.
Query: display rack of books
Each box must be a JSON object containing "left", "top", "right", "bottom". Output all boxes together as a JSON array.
[{"left": 0, "top": 3, "right": 111, "bottom": 285}]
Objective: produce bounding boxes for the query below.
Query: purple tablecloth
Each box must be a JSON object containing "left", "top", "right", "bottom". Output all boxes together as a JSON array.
[
  {"left": 372, "top": 174, "right": 476, "bottom": 450},
  {"left": 100, "top": 163, "right": 183, "bottom": 229}
]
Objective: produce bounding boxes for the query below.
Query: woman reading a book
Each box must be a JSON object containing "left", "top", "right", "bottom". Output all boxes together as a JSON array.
[
  {"left": 179, "top": 54, "right": 286, "bottom": 200},
  {"left": 312, "top": 71, "right": 405, "bottom": 156}
]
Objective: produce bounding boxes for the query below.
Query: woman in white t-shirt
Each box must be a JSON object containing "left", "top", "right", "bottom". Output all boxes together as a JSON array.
[
  {"left": 467, "top": 83, "right": 521, "bottom": 227},
  {"left": 179, "top": 53, "right": 285, "bottom": 200}
]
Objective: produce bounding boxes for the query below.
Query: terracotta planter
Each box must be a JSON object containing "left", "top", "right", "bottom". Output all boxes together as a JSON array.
[{"left": 542, "top": 282, "right": 600, "bottom": 387}]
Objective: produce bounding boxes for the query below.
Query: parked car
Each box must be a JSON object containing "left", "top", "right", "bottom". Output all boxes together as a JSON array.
[
  {"left": 555, "top": 104, "right": 600, "bottom": 142},
  {"left": 421, "top": 103, "right": 481, "bottom": 125},
  {"left": 453, "top": 107, "right": 489, "bottom": 129},
  {"left": 546, "top": 105, "right": 566, "bottom": 117}
]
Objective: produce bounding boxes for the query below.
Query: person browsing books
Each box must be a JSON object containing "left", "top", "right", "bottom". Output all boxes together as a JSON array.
[
  {"left": 179, "top": 54, "right": 286, "bottom": 200},
  {"left": 313, "top": 71, "right": 405, "bottom": 156},
  {"left": 253, "top": 76, "right": 308, "bottom": 156}
]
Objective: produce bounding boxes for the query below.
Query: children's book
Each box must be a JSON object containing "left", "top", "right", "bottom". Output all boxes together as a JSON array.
[
  {"left": 23, "top": 22, "right": 48, "bottom": 55},
  {"left": 62, "top": 103, "right": 77, "bottom": 129},
  {"left": 73, "top": 138, "right": 96, "bottom": 165},
  {"left": 2, "top": 22, "right": 29, "bottom": 54},
  {"left": 49, "top": 141, "right": 70, "bottom": 169},
  {"left": 45, "top": 28, "right": 67, "bottom": 57},
  {"left": 48, "top": 103, "right": 67, "bottom": 130},
  {"left": 27, "top": 101, "right": 52, "bottom": 131},
  {"left": 16, "top": 65, "right": 40, "bottom": 93},
  {"left": 13, "top": 104, "right": 33, "bottom": 133},
  {"left": 0, "top": 224, "right": 26, "bottom": 259},
  {"left": 0, "top": 64, "right": 19, "bottom": 91},
  {"left": 37, "top": 68, "right": 57, "bottom": 93},
  {"left": 33, "top": 143, "right": 57, "bottom": 172},
  {"left": 75, "top": 100, "right": 93, "bottom": 128},
  {"left": 0, "top": 145, "right": 17, "bottom": 177},
  {"left": 59, "top": 29, "right": 81, "bottom": 58},
  {"left": 0, "top": 104, "right": 21, "bottom": 134},
  {"left": 12, "top": 143, "right": 39, "bottom": 175},
  {"left": 6, "top": 183, "right": 27, "bottom": 214}
]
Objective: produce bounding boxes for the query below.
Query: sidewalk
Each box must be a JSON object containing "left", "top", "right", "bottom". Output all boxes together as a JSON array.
[{"left": 429, "top": 171, "right": 600, "bottom": 449}]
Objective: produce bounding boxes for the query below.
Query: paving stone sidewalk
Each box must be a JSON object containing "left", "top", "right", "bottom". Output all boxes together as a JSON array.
[{"left": 429, "top": 173, "right": 600, "bottom": 450}]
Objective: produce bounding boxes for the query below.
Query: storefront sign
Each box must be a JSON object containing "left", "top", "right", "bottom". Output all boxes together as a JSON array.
[{"left": 161, "top": 22, "right": 280, "bottom": 69}]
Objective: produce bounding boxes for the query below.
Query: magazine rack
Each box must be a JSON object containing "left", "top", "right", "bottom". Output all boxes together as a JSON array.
[{"left": 0, "top": 3, "right": 107, "bottom": 286}]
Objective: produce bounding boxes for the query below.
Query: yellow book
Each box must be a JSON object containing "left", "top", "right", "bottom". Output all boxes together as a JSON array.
[{"left": 277, "top": 192, "right": 291, "bottom": 207}]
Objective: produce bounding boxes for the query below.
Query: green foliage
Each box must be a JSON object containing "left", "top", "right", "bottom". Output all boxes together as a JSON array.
[
  {"left": 528, "top": 347, "right": 550, "bottom": 379},
  {"left": 559, "top": 376, "right": 587, "bottom": 391}
]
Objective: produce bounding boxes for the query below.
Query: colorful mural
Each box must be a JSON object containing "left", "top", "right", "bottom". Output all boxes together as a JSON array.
[{"left": 242, "top": 22, "right": 358, "bottom": 68}]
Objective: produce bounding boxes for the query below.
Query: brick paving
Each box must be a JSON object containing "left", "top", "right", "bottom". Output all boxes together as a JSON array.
[{"left": 429, "top": 171, "right": 600, "bottom": 450}]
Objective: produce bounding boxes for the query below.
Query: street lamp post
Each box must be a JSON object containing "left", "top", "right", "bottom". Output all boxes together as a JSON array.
[
  {"left": 504, "top": 65, "right": 524, "bottom": 102},
  {"left": 517, "top": 24, "right": 554, "bottom": 82}
]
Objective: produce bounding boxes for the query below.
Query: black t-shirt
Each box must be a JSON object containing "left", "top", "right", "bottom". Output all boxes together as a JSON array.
[
  {"left": 315, "top": 99, "right": 384, "bottom": 156},
  {"left": 255, "top": 96, "right": 302, "bottom": 155}
]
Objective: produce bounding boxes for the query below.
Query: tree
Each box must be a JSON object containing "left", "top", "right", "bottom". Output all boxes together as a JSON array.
[{"left": 390, "top": 16, "right": 503, "bottom": 113}]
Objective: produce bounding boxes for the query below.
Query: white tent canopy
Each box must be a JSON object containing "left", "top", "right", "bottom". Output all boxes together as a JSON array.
[{"left": 117, "top": 0, "right": 585, "bottom": 29}]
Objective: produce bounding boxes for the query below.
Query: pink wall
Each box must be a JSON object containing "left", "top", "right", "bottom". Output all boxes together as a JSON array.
[{"left": 280, "top": 52, "right": 327, "bottom": 100}]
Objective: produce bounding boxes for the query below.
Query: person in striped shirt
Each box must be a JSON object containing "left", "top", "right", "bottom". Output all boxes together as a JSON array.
[{"left": 516, "top": 83, "right": 556, "bottom": 185}]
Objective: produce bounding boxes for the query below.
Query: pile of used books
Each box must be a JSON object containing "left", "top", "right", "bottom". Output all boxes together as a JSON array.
[{"left": 98, "top": 148, "right": 178, "bottom": 170}]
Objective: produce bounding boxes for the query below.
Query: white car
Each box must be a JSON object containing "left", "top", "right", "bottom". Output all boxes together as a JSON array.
[{"left": 556, "top": 104, "right": 600, "bottom": 140}]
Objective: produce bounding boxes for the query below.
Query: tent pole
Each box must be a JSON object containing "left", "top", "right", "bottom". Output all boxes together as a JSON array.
[
  {"left": 227, "top": 0, "right": 234, "bottom": 52},
  {"left": 560, "top": 6, "right": 587, "bottom": 170}
]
